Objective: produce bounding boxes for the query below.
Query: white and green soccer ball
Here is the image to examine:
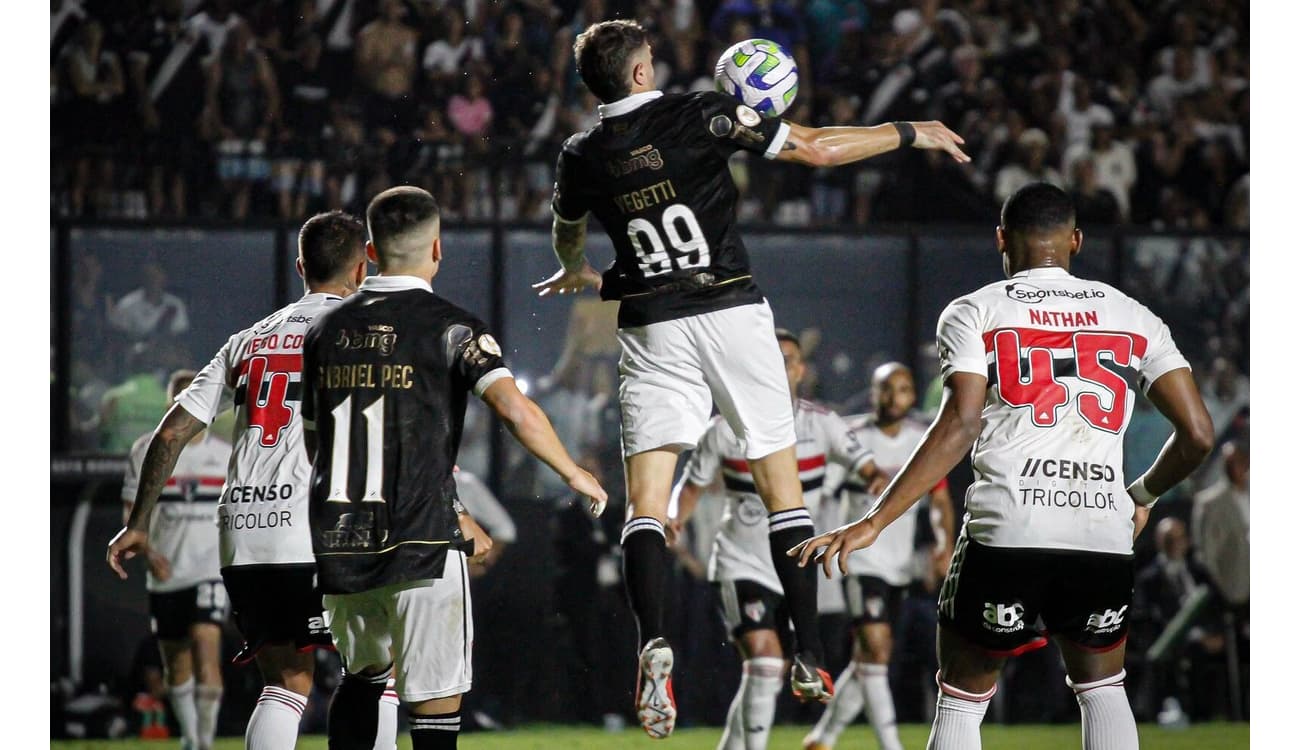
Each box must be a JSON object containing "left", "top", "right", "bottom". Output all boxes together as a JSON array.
[{"left": 714, "top": 38, "right": 799, "bottom": 117}]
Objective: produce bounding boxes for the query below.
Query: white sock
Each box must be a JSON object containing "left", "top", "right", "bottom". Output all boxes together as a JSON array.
[
  {"left": 167, "top": 678, "right": 200, "bottom": 747},
  {"left": 859, "top": 663, "right": 903, "bottom": 750},
  {"left": 196, "top": 684, "right": 222, "bottom": 749},
  {"left": 806, "top": 663, "right": 866, "bottom": 747},
  {"left": 374, "top": 677, "right": 399, "bottom": 750},
  {"left": 1071, "top": 670, "right": 1138, "bottom": 750},
  {"left": 926, "top": 679, "right": 994, "bottom": 750},
  {"left": 717, "top": 692, "right": 747, "bottom": 750},
  {"left": 741, "top": 658, "right": 784, "bottom": 750},
  {"left": 246, "top": 686, "right": 306, "bottom": 750}
]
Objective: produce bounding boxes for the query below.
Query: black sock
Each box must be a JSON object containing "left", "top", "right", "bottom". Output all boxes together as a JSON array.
[
  {"left": 622, "top": 517, "right": 669, "bottom": 647},
  {"left": 327, "top": 667, "right": 390, "bottom": 750},
  {"left": 411, "top": 710, "right": 460, "bottom": 749},
  {"left": 768, "top": 508, "right": 824, "bottom": 663}
]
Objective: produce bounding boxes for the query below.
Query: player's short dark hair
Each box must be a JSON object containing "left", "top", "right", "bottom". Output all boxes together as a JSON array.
[
  {"left": 298, "top": 210, "right": 366, "bottom": 283},
  {"left": 574, "top": 20, "right": 648, "bottom": 103},
  {"left": 1000, "top": 182, "right": 1076, "bottom": 235},
  {"left": 366, "top": 186, "right": 440, "bottom": 253},
  {"left": 774, "top": 328, "right": 801, "bottom": 351}
]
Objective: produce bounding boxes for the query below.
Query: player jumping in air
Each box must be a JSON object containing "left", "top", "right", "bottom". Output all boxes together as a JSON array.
[
  {"left": 535, "top": 19, "right": 969, "bottom": 738},
  {"left": 804, "top": 363, "right": 954, "bottom": 750},
  {"left": 793, "top": 183, "right": 1215, "bottom": 750}
]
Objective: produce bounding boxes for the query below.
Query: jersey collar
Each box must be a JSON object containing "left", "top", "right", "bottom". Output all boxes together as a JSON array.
[
  {"left": 360, "top": 275, "right": 433, "bottom": 293},
  {"left": 598, "top": 90, "right": 663, "bottom": 119},
  {"left": 1011, "top": 267, "right": 1072, "bottom": 279}
]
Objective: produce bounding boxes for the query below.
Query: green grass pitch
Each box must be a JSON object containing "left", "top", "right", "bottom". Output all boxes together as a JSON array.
[{"left": 52, "top": 722, "right": 1249, "bottom": 749}]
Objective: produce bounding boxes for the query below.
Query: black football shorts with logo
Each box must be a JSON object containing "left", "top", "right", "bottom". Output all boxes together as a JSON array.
[
  {"left": 715, "top": 579, "right": 794, "bottom": 651},
  {"left": 845, "top": 575, "right": 906, "bottom": 627},
  {"left": 936, "top": 534, "right": 1135, "bottom": 656},
  {"left": 150, "top": 580, "right": 229, "bottom": 640},
  {"left": 222, "top": 564, "right": 334, "bottom": 663}
]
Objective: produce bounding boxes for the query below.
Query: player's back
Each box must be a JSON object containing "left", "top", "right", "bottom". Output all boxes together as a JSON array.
[
  {"left": 938, "top": 267, "right": 1189, "bottom": 554},
  {"left": 303, "top": 278, "right": 508, "bottom": 594},
  {"left": 177, "top": 292, "right": 342, "bottom": 570},
  {"left": 554, "top": 90, "right": 790, "bottom": 327}
]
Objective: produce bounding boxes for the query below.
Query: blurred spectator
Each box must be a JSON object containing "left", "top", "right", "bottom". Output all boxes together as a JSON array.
[
  {"left": 52, "top": 0, "right": 88, "bottom": 63},
  {"left": 187, "top": 0, "right": 243, "bottom": 60},
  {"left": 994, "top": 128, "right": 1061, "bottom": 204},
  {"left": 355, "top": 0, "right": 418, "bottom": 139},
  {"left": 98, "top": 345, "right": 169, "bottom": 453},
  {"left": 1057, "top": 78, "right": 1113, "bottom": 150},
  {"left": 204, "top": 22, "right": 280, "bottom": 220},
  {"left": 1063, "top": 116, "right": 1136, "bottom": 220},
  {"left": 56, "top": 19, "right": 126, "bottom": 217},
  {"left": 422, "top": 6, "right": 485, "bottom": 100},
  {"left": 1200, "top": 357, "right": 1249, "bottom": 442},
  {"left": 1068, "top": 157, "right": 1120, "bottom": 225},
  {"left": 128, "top": 0, "right": 213, "bottom": 218},
  {"left": 273, "top": 28, "right": 330, "bottom": 218},
  {"left": 1146, "top": 48, "right": 1202, "bottom": 119},
  {"left": 1192, "top": 441, "right": 1249, "bottom": 609},
  {"left": 110, "top": 261, "right": 190, "bottom": 339}
]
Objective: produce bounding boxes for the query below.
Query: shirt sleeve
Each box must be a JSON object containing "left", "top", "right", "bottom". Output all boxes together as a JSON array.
[
  {"left": 174, "top": 335, "right": 237, "bottom": 426},
  {"left": 696, "top": 91, "right": 791, "bottom": 160},
  {"left": 1135, "top": 303, "right": 1191, "bottom": 393},
  {"left": 822, "top": 411, "right": 874, "bottom": 474},
  {"left": 551, "top": 140, "right": 590, "bottom": 222},
  {"left": 684, "top": 420, "right": 727, "bottom": 487},
  {"left": 121, "top": 435, "right": 149, "bottom": 502},
  {"left": 937, "top": 297, "right": 988, "bottom": 380},
  {"left": 445, "top": 319, "right": 512, "bottom": 398},
  {"left": 455, "top": 472, "right": 518, "bottom": 543}
]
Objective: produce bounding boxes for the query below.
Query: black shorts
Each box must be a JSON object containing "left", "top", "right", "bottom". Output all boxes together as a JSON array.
[
  {"left": 715, "top": 579, "right": 794, "bottom": 652},
  {"left": 937, "top": 534, "right": 1134, "bottom": 657},
  {"left": 149, "top": 580, "right": 229, "bottom": 641},
  {"left": 844, "top": 575, "right": 906, "bottom": 627},
  {"left": 223, "top": 564, "right": 334, "bottom": 664}
]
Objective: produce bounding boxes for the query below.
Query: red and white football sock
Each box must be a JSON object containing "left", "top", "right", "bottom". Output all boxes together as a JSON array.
[
  {"left": 1070, "top": 669, "right": 1138, "bottom": 750},
  {"left": 374, "top": 677, "right": 399, "bottom": 750},
  {"left": 246, "top": 685, "right": 306, "bottom": 750},
  {"left": 926, "top": 677, "right": 995, "bottom": 750}
]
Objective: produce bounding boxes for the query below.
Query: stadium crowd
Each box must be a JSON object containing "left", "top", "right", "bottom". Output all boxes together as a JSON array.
[{"left": 52, "top": 0, "right": 1248, "bottom": 229}]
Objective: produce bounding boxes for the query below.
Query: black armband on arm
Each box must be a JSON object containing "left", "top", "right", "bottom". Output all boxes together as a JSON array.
[{"left": 893, "top": 121, "right": 916, "bottom": 149}]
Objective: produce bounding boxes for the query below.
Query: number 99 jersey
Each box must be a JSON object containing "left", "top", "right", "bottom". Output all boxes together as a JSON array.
[
  {"left": 551, "top": 90, "right": 791, "bottom": 329},
  {"left": 937, "top": 267, "right": 1190, "bottom": 555}
]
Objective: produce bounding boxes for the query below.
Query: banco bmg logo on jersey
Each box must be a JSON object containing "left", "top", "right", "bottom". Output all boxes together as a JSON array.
[
  {"left": 1085, "top": 606, "right": 1128, "bottom": 634},
  {"left": 983, "top": 602, "right": 1026, "bottom": 633}
]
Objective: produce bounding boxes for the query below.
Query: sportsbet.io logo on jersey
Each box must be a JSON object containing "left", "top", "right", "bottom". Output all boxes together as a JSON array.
[
  {"left": 1004, "top": 282, "right": 1105, "bottom": 304},
  {"left": 983, "top": 602, "right": 1026, "bottom": 633}
]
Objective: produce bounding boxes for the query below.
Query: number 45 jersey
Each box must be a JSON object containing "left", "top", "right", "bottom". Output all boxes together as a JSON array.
[
  {"left": 177, "top": 292, "right": 344, "bottom": 570},
  {"left": 552, "top": 90, "right": 791, "bottom": 328},
  {"left": 937, "top": 267, "right": 1190, "bottom": 555}
]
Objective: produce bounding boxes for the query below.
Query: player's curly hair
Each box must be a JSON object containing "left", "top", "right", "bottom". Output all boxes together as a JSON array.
[{"left": 574, "top": 19, "right": 648, "bottom": 103}]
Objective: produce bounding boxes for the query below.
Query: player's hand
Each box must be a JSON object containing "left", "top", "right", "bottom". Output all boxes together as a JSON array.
[
  {"left": 908, "top": 121, "right": 971, "bottom": 164},
  {"left": 867, "top": 472, "right": 891, "bottom": 497},
  {"left": 1132, "top": 503, "right": 1151, "bottom": 540},
  {"left": 665, "top": 518, "right": 684, "bottom": 548},
  {"left": 566, "top": 469, "right": 609, "bottom": 517},
  {"left": 457, "top": 512, "right": 494, "bottom": 564},
  {"left": 931, "top": 544, "right": 953, "bottom": 581},
  {"left": 532, "top": 265, "right": 602, "bottom": 297},
  {"left": 147, "top": 549, "right": 173, "bottom": 583},
  {"left": 107, "top": 527, "right": 151, "bottom": 581},
  {"left": 787, "top": 518, "right": 881, "bottom": 579}
]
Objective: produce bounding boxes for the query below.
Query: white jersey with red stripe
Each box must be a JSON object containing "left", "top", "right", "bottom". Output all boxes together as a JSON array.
[
  {"left": 841, "top": 416, "right": 945, "bottom": 584},
  {"left": 123, "top": 431, "right": 231, "bottom": 592},
  {"left": 937, "top": 267, "right": 1190, "bottom": 555},
  {"left": 176, "top": 292, "right": 342, "bottom": 569},
  {"left": 685, "top": 399, "right": 873, "bottom": 594}
]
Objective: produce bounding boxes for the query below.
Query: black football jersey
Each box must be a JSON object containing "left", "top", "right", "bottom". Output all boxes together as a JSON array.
[
  {"left": 302, "top": 276, "right": 509, "bottom": 594},
  {"left": 552, "top": 91, "right": 790, "bottom": 328}
]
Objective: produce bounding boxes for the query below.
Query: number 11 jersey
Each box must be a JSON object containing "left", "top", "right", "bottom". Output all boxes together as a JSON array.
[
  {"left": 551, "top": 90, "right": 791, "bottom": 328},
  {"left": 937, "top": 267, "right": 1190, "bottom": 555}
]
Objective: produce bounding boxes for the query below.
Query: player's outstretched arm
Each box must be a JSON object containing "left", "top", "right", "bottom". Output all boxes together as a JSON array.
[
  {"left": 1128, "top": 368, "right": 1215, "bottom": 521},
  {"left": 106, "top": 403, "right": 207, "bottom": 580},
  {"left": 534, "top": 213, "right": 602, "bottom": 297},
  {"left": 480, "top": 377, "right": 609, "bottom": 516},
  {"left": 776, "top": 121, "right": 970, "bottom": 168},
  {"left": 790, "top": 372, "right": 986, "bottom": 578}
]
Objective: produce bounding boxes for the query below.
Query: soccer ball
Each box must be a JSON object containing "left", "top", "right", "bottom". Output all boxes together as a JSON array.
[{"left": 714, "top": 38, "right": 799, "bottom": 117}]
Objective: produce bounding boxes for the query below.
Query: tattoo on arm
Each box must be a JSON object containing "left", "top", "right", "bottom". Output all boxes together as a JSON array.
[
  {"left": 125, "top": 408, "right": 205, "bottom": 532},
  {"left": 552, "top": 216, "right": 588, "bottom": 272}
]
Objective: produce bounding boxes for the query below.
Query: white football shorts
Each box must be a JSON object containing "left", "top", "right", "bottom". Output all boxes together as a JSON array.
[{"left": 616, "top": 301, "right": 796, "bottom": 459}]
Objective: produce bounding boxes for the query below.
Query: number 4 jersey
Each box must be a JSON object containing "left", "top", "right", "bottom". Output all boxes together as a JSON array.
[
  {"left": 301, "top": 275, "right": 511, "bottom": 595},
  {"left": 552, "top": 90, "right": 790, "bottom": 328},
  {"left": 937, "top": 267, "right": 1190, "bottom": 555},
  {"left": 177, "top": 292, "right": 344, "bottom": 570}
]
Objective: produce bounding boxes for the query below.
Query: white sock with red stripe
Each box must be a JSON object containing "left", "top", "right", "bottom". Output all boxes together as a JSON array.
[
  {"left": 717, "top": 658, "right": 783, "bottom": 750},
  {"left": 374, "top": 677, "right": 399, "bottom": 750},
  {"left": 246, "top": 685, "right": 306, "bottom": 750},
  {"left": 167, "top": 678, "right": 200, "bottom": 749},
  {"left": 1070, "top": 670, "right": 1138, "bottom": 750},
  {"left": 805, "top": 662, "right": 865, "bottom": 747},
  {"left": 858, "top": 663, "right": 903, "bottom": 750},
  {"left": 925, "top": 678, "right": 995, "bottom": 750},
  {"left": 196, "top": 684, "right": 222, "bottom": 750}
]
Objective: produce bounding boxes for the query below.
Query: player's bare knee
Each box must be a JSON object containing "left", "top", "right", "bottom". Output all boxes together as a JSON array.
[
  {"left": 738, "top": 629, "right": 784, "bottom": 661},
  {"left": 937, "top": 628, "right": 1003, "bottom": 694},
  {"left": 410, "top": 694, "right": 462, "bottom": 716},
  {"left": 1056, "top": 637, "right": 1127, "bottom": 686}
]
